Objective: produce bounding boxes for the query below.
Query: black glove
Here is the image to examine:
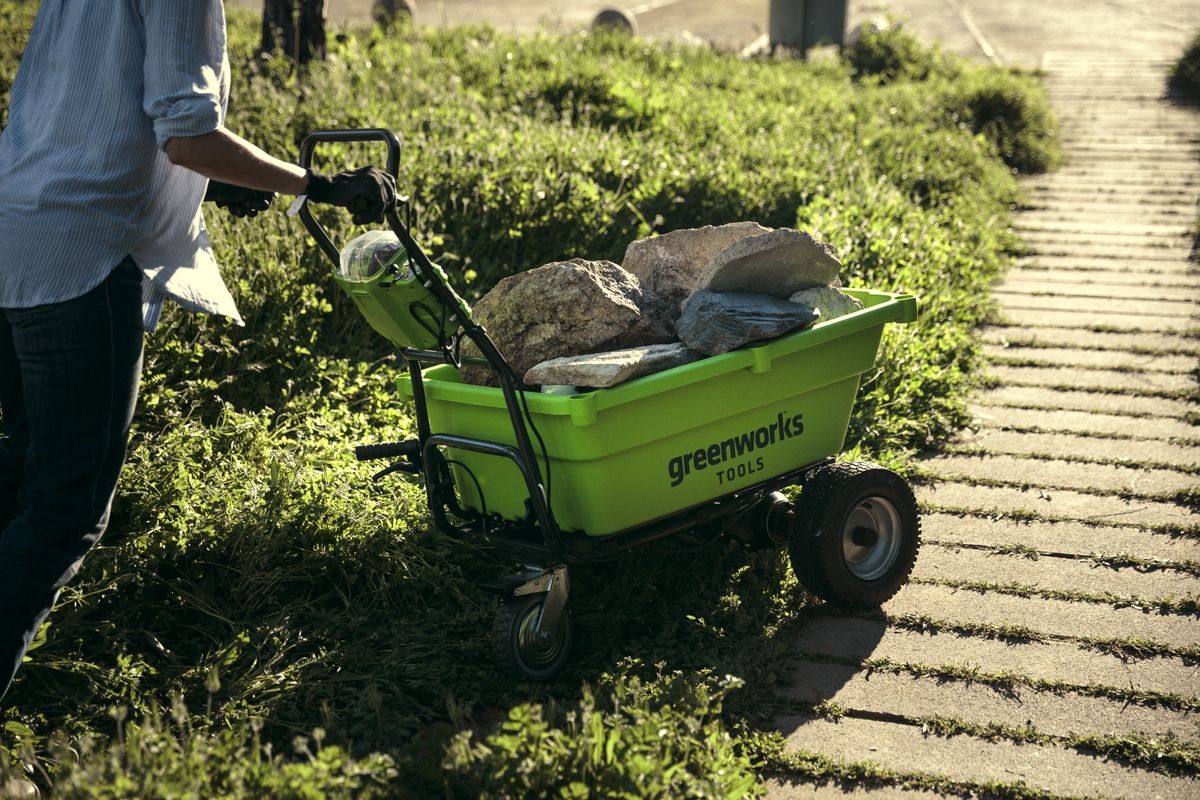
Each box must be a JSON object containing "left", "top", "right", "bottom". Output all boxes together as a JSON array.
[
  {"left": 306, "top": 166, "right": 397, "bottom": 225},
  {"left": 204, "top": 181, "right": 274, "bottom": 218}
]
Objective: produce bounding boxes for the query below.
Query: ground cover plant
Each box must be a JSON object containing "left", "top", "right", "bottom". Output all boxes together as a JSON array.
[{"left": 0, "top": 4, "right": 1058, "bottom": 795}]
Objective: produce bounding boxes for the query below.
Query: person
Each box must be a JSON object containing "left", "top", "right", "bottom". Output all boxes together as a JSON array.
[{"left": 0, "top": 0, "right": 396, "bottom": 703}]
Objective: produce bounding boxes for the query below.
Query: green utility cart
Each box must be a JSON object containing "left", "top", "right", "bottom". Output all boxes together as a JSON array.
[{"left": 302, "top": 129, "right": 922, "bottom": 680}]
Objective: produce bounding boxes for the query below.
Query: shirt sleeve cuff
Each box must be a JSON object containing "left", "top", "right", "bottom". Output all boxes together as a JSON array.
[{"left": 152, "top": 95, "right": 223, "bottom": 148}]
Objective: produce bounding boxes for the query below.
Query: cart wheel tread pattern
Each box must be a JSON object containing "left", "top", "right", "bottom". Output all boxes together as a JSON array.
[
  {"left": 789, "top": 461, "right": 921, "bottom": 609},
  {"left": 490, "top": 594, "right": 574, "bottom": 680}
]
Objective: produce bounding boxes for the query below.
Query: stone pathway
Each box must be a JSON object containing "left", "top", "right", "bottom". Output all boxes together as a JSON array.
[{"left": 768, "top": 54, "right": 1200, "bottom": 798}]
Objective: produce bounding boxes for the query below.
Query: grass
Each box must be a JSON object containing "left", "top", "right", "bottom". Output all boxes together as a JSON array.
[{"left": 0, "top": 3, "right": 1063, "bottom": 795}]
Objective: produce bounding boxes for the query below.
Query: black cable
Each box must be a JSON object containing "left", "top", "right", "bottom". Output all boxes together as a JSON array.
[{"left": 444, "top": 458, "right": 487, "bottom": 535}]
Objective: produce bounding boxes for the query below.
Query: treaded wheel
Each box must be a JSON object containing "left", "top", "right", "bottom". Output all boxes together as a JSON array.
[
  {"left": 490, "top": 594, "right": 573, "bottom": 680},
  {"left": 789, "top": 461, "right": 920, "bottom": 608}
]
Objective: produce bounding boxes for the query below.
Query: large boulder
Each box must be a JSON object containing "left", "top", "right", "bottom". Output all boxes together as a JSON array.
[
  {"left": 676, "top": 290, "right": 820, "bottom": 356},
  {"left": 622, "top": 222, "right": 770, "bottom": 320},
  {"left": 692, "top": 228, "right": 842, "bottom": 300},
  {"left": 788, "top": 286, "right": 863, "bottom": 323},
  {"left": 462, "top": 259, "right": 671, "bottom": 385},
  {"left": 524, "top": 342, "right": 700, "bottom": 389}
]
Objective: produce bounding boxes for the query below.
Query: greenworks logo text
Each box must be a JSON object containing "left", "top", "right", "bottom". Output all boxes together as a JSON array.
[{"left": 668, "top": 411, "right": 804, "bottom": 487}]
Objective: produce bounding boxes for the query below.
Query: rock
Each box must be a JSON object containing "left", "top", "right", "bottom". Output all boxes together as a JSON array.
[
  {"left": 524, "top": 343, "right": 700, "bottom": 389},
  {"left": 676, "top": 290, "right": 820, "bottom": 356},
  {"left": 788, "top": 286, "right": 863, "bottom": 322},
  {"left": 692, "top": 228, "right": 842, "bottom": 300},
  {"left": 461, "top": 258, "right": 671, "bottom": 385},
  {"left": 623, "top": 222, "right": 771, "bottom": 320}
]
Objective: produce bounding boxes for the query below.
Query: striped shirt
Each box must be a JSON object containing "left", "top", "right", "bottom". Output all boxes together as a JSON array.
[{"left": 0, "top": 0, "right": 242, "bottom": 328}]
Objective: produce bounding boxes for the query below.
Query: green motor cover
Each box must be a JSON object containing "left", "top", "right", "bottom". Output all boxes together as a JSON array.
[{"left": 333, "top": 231, "right": 469, "bottom": 349}]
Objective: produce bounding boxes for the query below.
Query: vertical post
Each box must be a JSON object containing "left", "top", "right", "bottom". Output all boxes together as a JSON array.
[
  {"left": 769, "top": 0, "right": 848, "bottom": 57},
  {"left": 769, "top": 0, "right": 807, "bottom": 55}
]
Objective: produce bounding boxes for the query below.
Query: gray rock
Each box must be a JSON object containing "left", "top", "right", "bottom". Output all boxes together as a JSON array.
[
  {"left": 461, "top": 258, "right": 671, "bottom": 385},
  {"left": 524, "top": 343, "right": 700, "bottom": 389},
  {"left": 788, "top": 286, "right": 863, "bottom": 323},
  {"left": 692, "top": 228, "right": 842, "bottom": 299},
  {"left": 676, "top": 290, "right": 820, "bottom": 356},
  {"left": 623, "top": 222, "right": 771, "bottom": 320}
]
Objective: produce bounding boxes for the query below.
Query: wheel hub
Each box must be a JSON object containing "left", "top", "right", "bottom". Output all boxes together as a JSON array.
[
  {"left": 842, "top": 497, "right": 902, "bottom": 581},
  {"left": 516, "top": 605, "right": 567, "bottom": 669}
]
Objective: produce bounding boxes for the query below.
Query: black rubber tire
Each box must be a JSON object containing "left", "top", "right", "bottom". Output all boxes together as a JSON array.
[
  {"left": 490, "top": 594, "right": 573, "bottom": 680},
  {"left": 789, "top": 461, "right": 920, "bottom": 608}
]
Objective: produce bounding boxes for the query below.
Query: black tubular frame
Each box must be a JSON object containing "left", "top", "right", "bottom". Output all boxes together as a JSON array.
[{"left": 298, "top": 128, "right": 832, "bottom": 568}]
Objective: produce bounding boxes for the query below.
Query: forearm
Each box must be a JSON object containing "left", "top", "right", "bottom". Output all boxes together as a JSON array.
[{"left": 164, "top": 127, "right": 308, "bottom": 195}]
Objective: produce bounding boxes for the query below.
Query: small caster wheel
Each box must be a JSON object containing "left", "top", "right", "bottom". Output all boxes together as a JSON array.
[
  {"left": 491, "top": 594, "right": 573, "bottom": 680},
  {"left": 789, "top": 461, "right": 920, "bottom": 608}
]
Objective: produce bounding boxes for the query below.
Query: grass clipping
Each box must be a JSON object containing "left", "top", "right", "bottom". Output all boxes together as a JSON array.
[{"left": 0, "top": 4, "right": 1061, "bottom": 797}]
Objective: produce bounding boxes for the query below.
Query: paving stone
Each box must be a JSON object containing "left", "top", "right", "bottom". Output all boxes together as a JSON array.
[
  {"left": 970, "top": 404, "right": 1199, "bottom": 441},
  {"left": 1012, "top": 218, "right": 1193, "bottom": 237},
  {"left": 998, "top": 280, "right": 1199, "bottom": 302},
  {"left": 918, "top": 452, "right": 1197, "bottom": 498},
  {"left": 976, "top": 385, "right": 1195, "bottom": 418},
  {"left": 946, "top": 427, "right": 1200, "bottom": 471},
  {"left": 988, "top": 363, "right": 1196, "bottom": 395},
  {"left": 994, "top": 292, "right": 1195, "bottom": 318},
  {"left": 1004, "top": 270, "right": 1200, "bottom": 289},
  {"left": 984, "top": 343, "right": 1196, "bottom": 373},
  {"left": 996, "top": 308, "right": 1196, "bottom": 333},
  {"left": 782, "top": 661, "right": 1200, "bottom": 742},
  {"left": 1018, "top": 241, "right": 1194, "bottom": 262},
  {"left": 1014, "top": 254, "right": 1198, "bottom": 275},
  {"left": 982, "top": 326, "right": 1200, "bottom": 356},
  {"left": 791, "top": 615, "right": 1200, "bottom": 697},
  {"left": 916, "top": 481, "right": 1196, "bottom": 529},
  {"left": 885, "top": 583, "right": 1200, "bottom": 648},
  {"left": 913, "top": 545, "right": 1199, "bottom": 605},
  {"left": 921, "top": 511, "right": 1200, "bottom": 563},
  {"left": 774, "top": 715, "right": 1200, "bottom": 799},
  {"left": 765, "top": 780, "right": 952, "bottom": 799}
]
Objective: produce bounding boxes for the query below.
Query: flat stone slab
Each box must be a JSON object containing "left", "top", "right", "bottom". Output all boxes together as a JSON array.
[
  {"left": 523, "top": 342, "right": 699, "bottom": 388},
  {"left": 774, "top": 715, "right": 1200, "bottom": 799},
  {"left": 989, "top": 363, "right": 1196, "bottom": 394},
  {"left": 621, "top": 222, "right": 769, "bottom": 318},
  {"left": 913, "top": 545, "right": 1199, "bottom": 605},
  {"left": 921, "top": 511, "right": 1200, "bottom": 567},
  {"left": 916, "top": 480, "right": 1197, "bottom": 529},
  {"left": 790, "top": 615, "right": 1200, "bottom": 698},
  {"left": 765, "top": 780, "right": 948, "bottom": 799},
  {"left": 995, "top": 291, "right": 1195, "bottom": 318},
  {"left": 675, "top": 290, "right": 818, "bottom": 355},
  {"left": 947, "top": 427, "right": 1200, "bottom": 470},
  {"left": 917, "top": 452, "right": 1197, "bottom": 497},
  {"left": 982, "top": 326, "right": 1200, "bottom": 355},
  {"left": 887, "top": 583, "right": 1200, "bottom": 646},
  {"left": 970, "top": 404, "right": 1199, "bottom": 441},
  {"left": 997, "top": 308, "right": 1195, "bottom": 332},
  {"left": 977, "top": 385, "right": 1194, "bottom": 418},
  {"left": 998, "top": 280, "right": 1199, "bottom": 302},
  {"left": 1019, "top": 240, "right": 1194, "bottom": 262},
  {"left": 983, "top": 343, "right": 1196, "bottom": 374},
  {"left": 693, "top": 229, "right": 841, "bottom": 298},
  {"left": 782, "top": 660, "right": 1200, "bottom": 742},
  {"left": 1015, "top": 254, "right": 1198, "bottom": 275}
]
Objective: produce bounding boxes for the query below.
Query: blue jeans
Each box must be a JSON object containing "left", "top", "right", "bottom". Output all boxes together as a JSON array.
[{"left": 0, "top": 258, "right": 143, "bottom": 702}]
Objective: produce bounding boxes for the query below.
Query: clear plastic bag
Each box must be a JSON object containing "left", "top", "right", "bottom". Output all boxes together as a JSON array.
[{"left": 339, "top": 230, "right": 408, "bottom": 282}]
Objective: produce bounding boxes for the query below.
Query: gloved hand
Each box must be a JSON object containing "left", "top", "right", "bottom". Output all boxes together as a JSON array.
[
  {"left": 305, "top": 166, "right": 397, "bottom": 225},
  {"left": 204, "top": 181, "right": 275, "bottom": 218}
]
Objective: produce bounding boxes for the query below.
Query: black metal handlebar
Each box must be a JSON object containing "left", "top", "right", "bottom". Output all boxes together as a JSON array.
[{"left": 296, "top": 128, "right": 402, "bottom": 267}]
